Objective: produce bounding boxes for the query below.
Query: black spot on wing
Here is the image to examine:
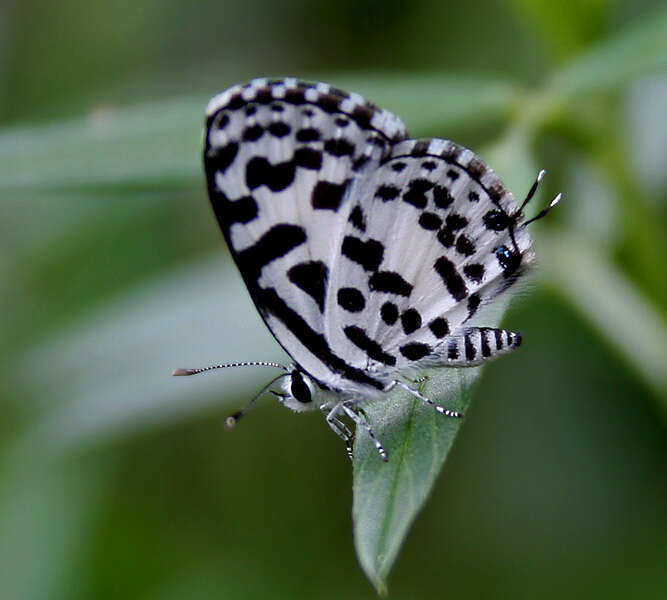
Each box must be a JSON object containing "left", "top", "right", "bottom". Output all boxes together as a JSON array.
[
  {"left": 467, "top": 293, "right": 481, "bottom": 319},
  {"left": 337, "top": 287, "right": 365, "bottom": 312},
  {"left": 466, "top": 157, "right": 486, "bottom": 179},
  {"left": 243, "top": 125, "right": 264, "bottom": 141},
  {"left": 344, "top": 326, "right": 396, "bottom": 366},
  {"left": 411, "top": 140, "right": 430, "bottom": 156},
  {"left": 376, "top": 184, "right": 400, "bottom": 201},
  {"left": 437, "top": 228, "right": 455, "bottom": 248},
  {"left": 311, "top": 180, "right": 350, "bottom": 211},
  {"left": 351, "top": 105, "right": 373, "bottom": 129},
  {"left": 429, "top": 317, "right": 449, "bottom": 339},
  {"left": 434, "top": 256, "right": 468, "bottom": 301},
  {"left": 456, "top": 235, "right": 476, "bottom": 256},
  {"left": 294, "top": 148, "right": 322, "bottom": 170},
  {"left": 209, "top": 190, "right": 258, "bottom": 230},
  {"left": 400, "top": 343, "right": 431, "bottom": 361},
  {"left": 237, "top": 224, "right": 306, "bottom": 281},
  {"left": 419, "top": 212, "right": 442, "bottom": 231},
  {"left": 342, "top": 236, "right": 384, "bottom": 271},
  {"left": 348, "top": 205, "right": 366, "bottom": 232},
  {"left": 391, "top": 161, "right": 407, "bottom": 173},
  {"left": 287, "top": 261, "right": 328, "bottom": 313},
  {"left": 296, "top": 128, "right": 320, "bottom": 142},
  {"left": 369, "top": 271, "right": 413, "bottom": 296},
  {"left": 401, "top": 308, "right": 422, "bottom": 334},
  {"left": 463, "top": 263, "right": 485, "bottom": 283},
  {"left": 433, "top": 185, "right": 454, "bottom": 209},
  {"left": 268, "top": 121, "right": 291, "bottom": 137},
  {"left": 285, "top": 89, "right": 306, "bottom": 104},
  {"left": 324, "top": 138, "right": 355, "bottom": 157},
  {"left": 446, "top": 214, "right": 468, "bottom": 230},
  {"left": 380, "top": 302, "right": 398, "bottom": 325},
  {"left": 208, "top": 142, "right": 238, "bottom": 174},
  {"left": 403, "top": 178, "right": 433, "bottom": 209},
  {"left": 246, "top": 157, "right": 295, "bottom": 192}
]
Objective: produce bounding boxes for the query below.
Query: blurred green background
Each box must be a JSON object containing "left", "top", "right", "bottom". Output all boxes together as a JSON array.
[{"left": 1, "top": 0, "right": 666, "bottom": 598}]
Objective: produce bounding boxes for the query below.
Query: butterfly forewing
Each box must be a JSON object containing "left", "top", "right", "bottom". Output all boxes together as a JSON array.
[{"left": 204, "top": 78, "right": 408, "bottom": 390}]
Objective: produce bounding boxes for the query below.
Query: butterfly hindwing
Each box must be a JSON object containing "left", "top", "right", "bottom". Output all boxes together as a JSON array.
[{"left": 325, "top": 138, "right": 535, "bottom": 377}]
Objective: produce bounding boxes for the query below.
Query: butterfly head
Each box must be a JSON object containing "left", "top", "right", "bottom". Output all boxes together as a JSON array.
[{"left": 275, "top": 369, "right": 321, "bottom": 413}]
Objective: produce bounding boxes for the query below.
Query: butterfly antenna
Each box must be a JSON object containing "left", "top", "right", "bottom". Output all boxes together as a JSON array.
[
  {"left": 517, "top": 169, "right": 546, "bottom": 214},
  {"left": 523, "top": 192, "right": 562, "bottom": 226},
  {"left": 224, "top": 373, "right": 289, "bottom": 429},
  {"left": 172, "top": 361, "right": 289, "bottom": 376}
]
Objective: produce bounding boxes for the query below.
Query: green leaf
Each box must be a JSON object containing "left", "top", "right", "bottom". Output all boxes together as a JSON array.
[
  {"left": 547, "top": 6, "right": 667, "bottom": 97},
  {"left": 539, "top": 231, "right": 667, "bottom": 407},
  {"left": 331, "top": 73, "right": 519, "bottom": 134},
  {"left": 352, "top": 369, "right": 477, "bottom": 594},
  {"left": 0, "top": 96, "right": 204, "bottom": 190}
]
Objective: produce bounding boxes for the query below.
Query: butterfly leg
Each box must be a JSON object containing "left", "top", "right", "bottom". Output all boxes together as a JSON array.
[
  {"left": 341, "top": 402, "right": 388, "bottom": 462},
  {"left": 407, "top": 375, "right": 430, "bottom": 384},
  {"left": 384, "top": 380, "right": 464, "bottom": 418},
  {"left": 322, "top": 404, "right": 354, "bottom": 460}
]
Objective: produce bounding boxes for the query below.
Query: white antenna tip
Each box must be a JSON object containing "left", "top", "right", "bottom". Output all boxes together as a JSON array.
[
  {"left": 225, "top": 414, "right": 241, "bottom": 429},
  {"left": 537, "top": 169, "right": 547, "bottom": 182},
  {"left": 551, "top": 193, "right": 562, "bottom": 207}
]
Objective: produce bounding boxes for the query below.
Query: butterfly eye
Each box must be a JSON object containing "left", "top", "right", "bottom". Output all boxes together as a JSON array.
[{"left": 290, "top": 371, "right": 312, "bottom": 404}]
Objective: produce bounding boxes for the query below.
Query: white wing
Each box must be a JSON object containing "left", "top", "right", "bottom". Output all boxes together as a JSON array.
[
  {"left": 204, "top": 78, "right": 407, "bottom": 392},
  {"left": 324, "top": 138, "right": 535, "bottom": 381}
]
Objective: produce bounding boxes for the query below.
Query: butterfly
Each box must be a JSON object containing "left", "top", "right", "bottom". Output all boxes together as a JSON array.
[{"left": 174, "top": 78, "right": 559, "bottom": 461}]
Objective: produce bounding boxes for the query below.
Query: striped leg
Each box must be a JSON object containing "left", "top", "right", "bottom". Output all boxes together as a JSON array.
[
  {"left": 442, "top": 327, "right": 523, "bottom": 367},
  {"left": 323, "top": 404, "right": 354, "bottom": 460},
  {"left": 385, "top": 380, "right": 464, "bottom": 418},
  {"left": 341, "top": 403, "right": 388, "bottom": 462}
]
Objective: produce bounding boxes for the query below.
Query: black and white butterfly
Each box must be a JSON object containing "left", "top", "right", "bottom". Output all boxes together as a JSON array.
[{"left": 174, "top": 78, "right": 559, "bottom": 461}]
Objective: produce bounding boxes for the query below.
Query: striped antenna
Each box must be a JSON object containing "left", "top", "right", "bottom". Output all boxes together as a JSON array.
[{"left": 172, "top": 361, "right": 288, "bottom": 376}]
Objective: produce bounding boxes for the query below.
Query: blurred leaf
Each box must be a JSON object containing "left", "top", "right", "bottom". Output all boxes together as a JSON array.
[
  {"left": 623, "top": 74, "right": 667, "bottom": 195},
  {"left": 507, "top": 0, "right": 611, "bottom": 61},
  {"left": 0, "top": 451, "right": 111, "bottom": 600},
  {"left": 332, "top": 74, "right": 519, "bottom": 134},
  {"left": 0, "top": 97, "right": 204, "bottom": 190},
  {"left": 540, "top": 230, "right": 667, "bottom": 406},
  {"left": 10, "top": 255, "right": 285, "bottom": 451},
  {"left": 548, "top": 5, "right": 667, "bottom": 96}
]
